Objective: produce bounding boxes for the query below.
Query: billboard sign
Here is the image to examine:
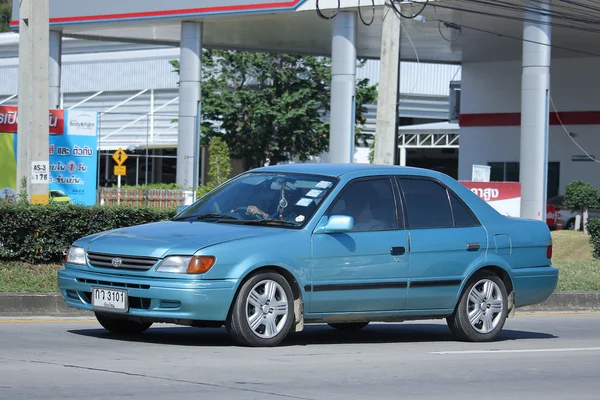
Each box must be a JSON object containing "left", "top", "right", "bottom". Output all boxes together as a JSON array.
[
  {"left": 0, "top": 109, "right": 98, "bottom": 206},
  {"left": 0, "top": 106, "right": 65, "bottom": 135}
]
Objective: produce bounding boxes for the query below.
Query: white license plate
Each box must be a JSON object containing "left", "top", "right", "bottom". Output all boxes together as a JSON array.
[{"left": 91, "top": 287, "right": 128, "bottom": 313}]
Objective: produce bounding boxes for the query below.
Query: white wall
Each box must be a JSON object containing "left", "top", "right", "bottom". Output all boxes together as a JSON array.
[{"left": 459, "top": 58, "right": 600, "bottom": 194}]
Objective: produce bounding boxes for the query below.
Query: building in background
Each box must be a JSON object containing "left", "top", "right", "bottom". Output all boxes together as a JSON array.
[{"left": 0, "top": 32, "right": 460, "bottom": 186}]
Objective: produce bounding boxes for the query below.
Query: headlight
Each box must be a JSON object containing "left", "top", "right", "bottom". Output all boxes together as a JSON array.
[
  {"left": 155, "top": 255, "right": 216, "bottom": 274},
  {"left": 65, "top": 246, "right": 86, "bottom": 265}
]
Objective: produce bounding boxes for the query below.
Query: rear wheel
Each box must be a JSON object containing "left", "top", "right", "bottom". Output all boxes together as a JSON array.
[
  {"left": 226, "top": 272, "right": 294, "bottom": 347},
  {"left": 95, "top": 312, "right": 152, "bottom": 334},
  {"left": 328, "top": 322, "right": 369, "bottom": 331},
  {"left": 447, "top": 272, "right": 508, "bottom": 342}
]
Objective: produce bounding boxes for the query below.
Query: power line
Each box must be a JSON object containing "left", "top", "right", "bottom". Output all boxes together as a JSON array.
[
  {"left": 358, "top": 0, "right": 376, "bottom": 26},
  {"left": 389, "top": 0, "right": 429, "bottom": 19},
  {"left": 434, "top": 19, "right": 600, "bottom": 57},
  {"left": 431, "top": 2, "right": 600, "bottom": 35},
  {"left": 457, "top": 0, "right": 600, "bottom": 29},
  {"left": 316, "top": 0, "right": 430, "bottom": 24}
]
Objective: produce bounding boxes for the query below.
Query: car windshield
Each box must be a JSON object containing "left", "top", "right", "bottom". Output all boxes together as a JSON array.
[{"left": 173, "top": 172, "right": 337, "bottom": 228}]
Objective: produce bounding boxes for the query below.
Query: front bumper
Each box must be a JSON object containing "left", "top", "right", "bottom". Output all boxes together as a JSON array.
[{"left": 57, "top": 268, "right": 238, "bottom": 322}]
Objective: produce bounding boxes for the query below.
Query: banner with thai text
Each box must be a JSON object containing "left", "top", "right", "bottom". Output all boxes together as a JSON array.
[
  {"left": 0, "top": 109, "right": 98, "bottom": 205},
  {"left": 460, "top": 181, "right": 521, "bottom": 218}
]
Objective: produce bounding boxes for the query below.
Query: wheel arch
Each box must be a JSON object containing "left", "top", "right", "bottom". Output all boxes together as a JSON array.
[
  {"left": 453, "top": 264, "right": 515, "bottom": 316},
  {"left": 226, "top": 264, "right": 305, "bottom": 330}
]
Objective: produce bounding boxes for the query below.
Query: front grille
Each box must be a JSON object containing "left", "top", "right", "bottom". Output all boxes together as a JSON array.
[
  {"left": 86, "top": 252, "right": 158, "bottom": 271},
  {"left": 76, "top": 278, "right": 150, "bottom": 290}
]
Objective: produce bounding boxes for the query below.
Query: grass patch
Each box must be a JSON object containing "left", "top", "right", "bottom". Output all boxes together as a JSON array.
[
  {"left": 551, "top": 230, "right": 594, "bottom": 262},
  {"left": 0, "top": 263, "right": 61, "bottom": 293},
  {"left": 550, "top": 230, "right": 600, "bottom": 291},
  {"left": 554, "top": 260, "right": 600, "bottom": 291}
]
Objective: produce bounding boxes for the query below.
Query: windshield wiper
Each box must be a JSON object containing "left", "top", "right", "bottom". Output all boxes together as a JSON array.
[
  {"left": 195, "top": 213, "right": 240, "bottom": 221},
  {"left": 243, "top": 219, "right": 298, "bottom": 227}
]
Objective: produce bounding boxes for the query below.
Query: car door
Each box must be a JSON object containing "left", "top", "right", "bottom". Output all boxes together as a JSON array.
[
  {"left": 396, "top": 177, "right": 488, "bottom": 311},
  {"left": 309, "top": 177, "right": 410, "bottom": 314}
]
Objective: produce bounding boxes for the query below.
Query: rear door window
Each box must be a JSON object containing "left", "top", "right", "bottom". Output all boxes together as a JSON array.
[{"left": 397, "top": 178, "right": 454, "bottom": 229}]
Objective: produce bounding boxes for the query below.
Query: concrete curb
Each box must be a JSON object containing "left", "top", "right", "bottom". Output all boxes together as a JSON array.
[
  {"left": 0, "top": 293, "right": 91, "bottom": 317},
  {"left": 1, "top": 292, "right": 600, "bottom": 317},
  {"left": 519, "top": 291, "right": 600, "bottom": 312}
]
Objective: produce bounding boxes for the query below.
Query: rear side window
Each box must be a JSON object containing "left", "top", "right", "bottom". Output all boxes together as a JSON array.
[
  {"left": 328, "top": 178, "right": 398, "bottom": 232},
  {"left": 398, "top": 178, "right": 454, "bottom": 229},
  {"left": 449, "top": 191, "right": 480, "bottom": 227}
]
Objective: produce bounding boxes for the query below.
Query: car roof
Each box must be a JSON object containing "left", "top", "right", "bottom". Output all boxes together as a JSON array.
[{"left": 251, "top": 163, "right": 432, "bottom": 178}]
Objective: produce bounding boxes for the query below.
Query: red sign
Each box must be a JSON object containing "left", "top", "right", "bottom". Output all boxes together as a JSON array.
[
  {"left": 460, "top": 181, "right": 521, "bottom": 217},
  {"left": 0, "top": 106, "right": 65, "bottom": 135},
  {"left": 460, "top": 181, "right": 521, "bottom": 201}
]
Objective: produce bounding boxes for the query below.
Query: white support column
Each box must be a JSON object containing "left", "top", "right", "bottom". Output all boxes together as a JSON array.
[
  {"left": 149, "top": 89, "right": 155, "bottom": 144},
  {"left": 49, "top": 30, "right": 62, "bottom": 110},
  {"left": 17, "top": 0, "right": 50, "bottom": 204},
  {"left": 399, "top": 147, "right": 407, "bottom": 166},
  {"left": 329, "top": 11, "right": 357, "bottom": 164},
  {"left": 177, "top": 21, "right": 202, "bottom": 192},
  {"left": 519, "top": 1, "right": 551, "bottom": 221},
  {"left": 374, "top": 6, "right": 401, "bottom": 165}
]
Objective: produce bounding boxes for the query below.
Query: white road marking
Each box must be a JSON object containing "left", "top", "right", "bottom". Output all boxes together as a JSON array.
[{"left": 432, "top": 347, "right": 600, "bottom": 355}]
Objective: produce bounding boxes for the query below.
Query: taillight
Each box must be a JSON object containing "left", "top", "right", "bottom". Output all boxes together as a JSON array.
[{"left": 547, "top": 241, "right": 553, "bottom": 259}]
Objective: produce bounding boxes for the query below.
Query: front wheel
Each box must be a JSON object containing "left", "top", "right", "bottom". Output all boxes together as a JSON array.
[
  {"left": 226, "top": 272, "right": 294, "bottom": 347},
  {"left": 95, "top": 312, "right": 152, "bottom": 334},
  {"left": 447, "top": 273, "right": 508, "bottom": 342}
]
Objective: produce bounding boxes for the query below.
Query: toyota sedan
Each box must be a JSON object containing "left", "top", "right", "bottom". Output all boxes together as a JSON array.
[{"left": 58, "top": 164, "right": 558, "bottom": 346}]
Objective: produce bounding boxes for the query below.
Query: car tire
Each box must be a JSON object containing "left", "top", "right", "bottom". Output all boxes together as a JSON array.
[
  {"left": 327, "top": 322, "right": 369, "bottom": 331},
  {"left": 565, "top": 219, "right": 575, "bottom": 230},
  {"left": 226, "top": 271, "right": 295, "bottom": 347},
  {"left": 95, "top": 312, "right": 153, "bottom": 334},
  {"left": 447, "top": 272, "right": 508, "bottom": 342}
]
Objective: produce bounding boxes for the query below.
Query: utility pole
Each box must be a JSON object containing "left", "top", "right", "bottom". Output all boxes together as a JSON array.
[
  {"left": 373, "top": 5, "right": 401, "bottom": 166},
  {"left": 17, "top": 0, "right": 50, "bottom": 204}
]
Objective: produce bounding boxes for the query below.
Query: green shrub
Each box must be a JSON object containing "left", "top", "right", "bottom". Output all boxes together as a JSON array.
[
  {"left": 587, "top": 218, "right": 600, "bottom": 259},
  {"left": 563, "top": 180, "right": 600, "bottom": 211},
  {"left": 0, "top": 202, "right": 176, "bottom": 264}
]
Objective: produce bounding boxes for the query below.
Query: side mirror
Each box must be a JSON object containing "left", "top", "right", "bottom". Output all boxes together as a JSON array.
[
  {"left": 315, "top": 215, "right": 354, "bottom": 234},
  {"left": 177, "top": 205, "right": 188, "bottom": 215}
]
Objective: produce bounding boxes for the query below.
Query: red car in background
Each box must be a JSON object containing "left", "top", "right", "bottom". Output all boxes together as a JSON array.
[{"left": 546, "top": 195, "right": 600, "bottom": 231}]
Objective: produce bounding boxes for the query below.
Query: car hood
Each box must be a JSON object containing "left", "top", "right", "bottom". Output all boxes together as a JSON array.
[{"left": 75, "top": 220, "right": 283, "bottom": 258}]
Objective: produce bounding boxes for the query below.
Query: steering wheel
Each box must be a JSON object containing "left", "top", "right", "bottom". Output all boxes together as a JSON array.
[{"left": 231, "top": 206, "right": 265, "bottom": 220}]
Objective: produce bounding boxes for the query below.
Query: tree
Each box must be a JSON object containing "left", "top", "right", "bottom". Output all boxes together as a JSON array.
[
  {"left": 170, "top": 50, "right": 377, "bottom": 169},
  {"left": 0, "top": 0, "right": 11, "bottom": 33},
  {"left": 207, "top": 136, "right": 232, "bottom": 186},
  {"left": 563, "top": 180, "right": 600, "bottom": 233},
  {"left": 197, "top": 136, "right": 232, "bottom": 198}
]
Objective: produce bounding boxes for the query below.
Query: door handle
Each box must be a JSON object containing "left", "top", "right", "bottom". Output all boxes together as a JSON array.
[
  {"left": 466, "top": 243, "right": 481, "bottom": 251},
  {"left": 391, "top": 246, "right": 406, "bottom": 256}
]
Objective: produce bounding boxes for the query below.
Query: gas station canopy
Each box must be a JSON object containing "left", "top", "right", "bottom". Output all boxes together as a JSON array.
[{"left": 10, "top": 0, "right": 600, "bottom": 63}]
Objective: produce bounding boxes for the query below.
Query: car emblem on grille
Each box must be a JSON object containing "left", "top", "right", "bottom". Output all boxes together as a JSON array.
[{"left": 111, "top": 258, "right": 123, "bottom": 268}]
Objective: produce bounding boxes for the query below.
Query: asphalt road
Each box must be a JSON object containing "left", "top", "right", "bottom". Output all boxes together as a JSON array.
[{"left": 1, "top": 312, "right": 599, "bottom": 400}]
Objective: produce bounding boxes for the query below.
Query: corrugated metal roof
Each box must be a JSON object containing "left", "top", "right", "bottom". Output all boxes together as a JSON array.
[
  {"left": 357, "top": 61, "right": 461, "bottom": 96},
  {"left": 0, "top": 33, "right": 459, "bottom": 97}
]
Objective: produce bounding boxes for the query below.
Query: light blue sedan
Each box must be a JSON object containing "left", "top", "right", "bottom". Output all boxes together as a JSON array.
[{"left": 58, "top": 164, "right": 558, "bottom": 346}]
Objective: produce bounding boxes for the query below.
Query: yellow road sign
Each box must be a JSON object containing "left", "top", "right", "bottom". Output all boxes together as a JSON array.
[
  {"left": 112, "top": 148, "right": 128, "bottom": 166},
  {"left": 114, "top": 165, "right": 127, "bottom": 176}
]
